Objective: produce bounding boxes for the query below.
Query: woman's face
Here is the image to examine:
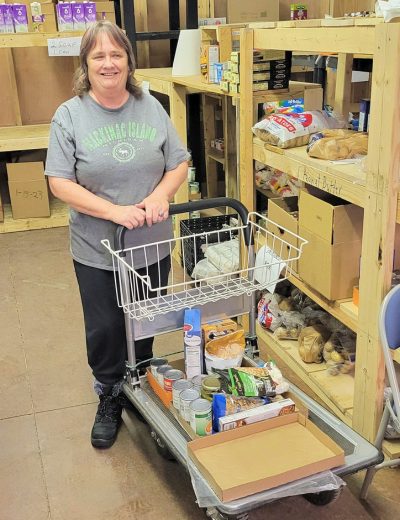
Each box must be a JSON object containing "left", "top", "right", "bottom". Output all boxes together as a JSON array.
[{"left": 87, "top": 32, "right": 129, "bottom": 97}]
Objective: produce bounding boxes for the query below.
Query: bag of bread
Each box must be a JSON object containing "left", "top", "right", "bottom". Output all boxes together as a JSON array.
[
  {"left": 252, "top": 111, "right": 345, "bottom": 149},
  {"left": 298, "top": 324, "right": 331, "bottom": 363},
  {"left": 307, "top": 129, "right": 368, "bottom": 161}
]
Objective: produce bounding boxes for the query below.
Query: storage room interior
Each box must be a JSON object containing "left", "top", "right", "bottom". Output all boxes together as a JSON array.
[{"left": 1, "top": 0, "right": 400, "bottom": 519}]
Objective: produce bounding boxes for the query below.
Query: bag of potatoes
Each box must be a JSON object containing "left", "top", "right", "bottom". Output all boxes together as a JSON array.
[
  {"left": 307, "top": 129, "right": 368, "bottom": 161},
  {"left": 298, "top": 325, "right": 331, "bottom": 363}
]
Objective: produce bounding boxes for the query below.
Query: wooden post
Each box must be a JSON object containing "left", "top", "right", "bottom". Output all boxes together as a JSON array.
[
  {"left": 239, "top": 28, "right": 255, "bottom": 212},
  {"left": 223, "top": 95, "right": 238, "bottom": 199},
  {"left": 352, "top": 23, "right": 400, "bottom": 441},
  {"left": 135, "top": 0, "right": 150, "bottom": 68},
  {"left": 334, "top": 53, "right": 353, "bottom": 119},
  {"left": 169, "top": 83, "right": 188, "bottom": 261},
  {"left": 202, "top": 93, "right": 219, "bottom": 198}
]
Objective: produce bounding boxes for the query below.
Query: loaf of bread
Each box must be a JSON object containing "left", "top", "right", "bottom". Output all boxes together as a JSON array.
[{"left": 307, "top": 129, "right": 368, "bottom": 160}]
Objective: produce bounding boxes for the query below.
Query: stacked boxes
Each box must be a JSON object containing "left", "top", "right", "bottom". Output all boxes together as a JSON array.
[{"left": 220, "top": 50, "right": 290, "bottom": 94}]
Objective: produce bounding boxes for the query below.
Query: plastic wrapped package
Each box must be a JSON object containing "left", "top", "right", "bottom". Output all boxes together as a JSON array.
[
  {"left": 307, "top": 129, "right": 368, "bottom": 161},
  {"left": 252, "top": 111, "right": 345, "bottom": 149},
  {"left": 187, "top": 458, "right": 345, "bottom": 508}
]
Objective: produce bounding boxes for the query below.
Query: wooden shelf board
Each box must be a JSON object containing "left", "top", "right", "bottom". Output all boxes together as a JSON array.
[
  {"left": 253, "top": 26, "right": 375, "bottom": 55},
  {"left": 382, "top": 439, "right": 400, "bottom": 460},
  {"left": 391, "top": 348, "right": 400, "bottom": 365},
  {"left": 253, "top": 138, "right": 367, "bottom": 207},
  {"left": 207, "top": 149, "right": 225, "bottom": 166},
  {"left": 0, "top": 31, "right": 84, "bottom": 48},
  {"left": 288, "top": 275, "right": 358, "bottom": 332},
  {"left": 257, "top": 323, "right": 353, "bottom": 425},
  {"left": 0, "top": 124, "right": 50, "bottom": 152},
  {"left": 0, "top": 198, "right": 68, "bottom": 233}
]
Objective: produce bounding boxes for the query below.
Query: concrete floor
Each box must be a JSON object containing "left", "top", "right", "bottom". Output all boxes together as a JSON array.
[{"left": 1, "top": 227, "right": 399, "bottom": 520}]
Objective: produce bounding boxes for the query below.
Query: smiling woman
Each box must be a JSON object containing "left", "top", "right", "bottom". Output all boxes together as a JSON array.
[{"left": 44, "top": 21, "right": 189, "bottom": 450}]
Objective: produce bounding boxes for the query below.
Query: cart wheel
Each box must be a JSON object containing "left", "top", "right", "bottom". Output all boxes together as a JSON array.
[
  {"left": 303, "top": 487, "right": 342, "bottom": 506},
  {"left": 150, "top": 431, "right": 175, "bottom": 461},
  {"left": 205, "top": 509, "right": 249, "bottom": 520}
]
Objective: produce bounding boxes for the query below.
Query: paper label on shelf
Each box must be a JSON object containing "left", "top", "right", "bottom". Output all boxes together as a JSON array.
[{"left": 47, "top": 37, "right": 82, "bottom": 57}]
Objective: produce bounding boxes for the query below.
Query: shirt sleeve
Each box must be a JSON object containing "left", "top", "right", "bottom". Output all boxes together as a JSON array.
[
  {"left": 155, "top": 100, "right": 191, "bottom": 172},
  {"left": 45, "top": 106, "right": 77, "bottom": 180}
]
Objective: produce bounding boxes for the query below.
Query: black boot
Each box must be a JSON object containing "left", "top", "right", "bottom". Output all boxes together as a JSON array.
[{"left": 91, "top": 391, "right": 122, "bottom": 449}]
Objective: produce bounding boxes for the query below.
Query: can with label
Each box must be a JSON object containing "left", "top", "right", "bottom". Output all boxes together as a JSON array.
[
  {"left": 156, "top": 364, "right": 173, "bottom": 386},
  {"left": 179, "top": 388, "right": 200, "bottom": 421},
  {"left": 191, "top": 374, "right": 207, "bottom": 391},
  {"left": 164, "top": 369, "right": 184, "bottom": 392},
  {"left": 150, "top": 358, "right": 168, "bottom": 378},
  {"left": 188, "top": 166, "right": 196, "bottom": 182},
  {"left": 201, "top": 375, "right": 221, "bottom": 401},
  {"left": 172, "top": 379, "right": 193, "bottom": 409},
  {"left": 190, "top": 398, "right": 212, "bottom": 436}
]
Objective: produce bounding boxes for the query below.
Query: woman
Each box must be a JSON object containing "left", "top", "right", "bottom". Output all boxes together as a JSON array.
[{"left": 45, "top": 21, "right": 189, "bottom": 449}]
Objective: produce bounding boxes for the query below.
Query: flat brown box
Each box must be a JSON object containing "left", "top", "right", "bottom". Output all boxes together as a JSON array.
[
  {"left": 95, "top": 1, "right": 116, "bottom": 23},
  {"left": 188, "top": 412, "right": 344, "bottom": 502},
  {"left": 7, "top": 162, "right": 50, "bottom": 219}
]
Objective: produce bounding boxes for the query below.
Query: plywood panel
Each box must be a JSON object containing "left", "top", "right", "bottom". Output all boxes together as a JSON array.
[
  {"left": 12, "top": 48, "right": 75, "bottom": 125},
  {"left": 0, "top": 49, "right": 20, "bottom": 127}
]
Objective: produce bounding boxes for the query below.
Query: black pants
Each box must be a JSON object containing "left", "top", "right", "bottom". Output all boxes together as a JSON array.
[{"left": 74, "top": 256, "right": 171, "bottom": 386}]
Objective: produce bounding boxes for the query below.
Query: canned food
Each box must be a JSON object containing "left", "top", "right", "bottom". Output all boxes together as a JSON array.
[
  {"left": 150, "top": 358, "right": 168, "bottom": 378},
  {"left": 190, "top": 398, "right": 212, "bottom": 436},
  {"left": 188, "top": 166, "right": 196, "bottom": 182},
  {"left": 156, "top": 364, "right": 173, "bottom": 386},
  {"left": 201, "top": 375, "right": 221, "bottom": 401},
  {"left": 172, "top": 379, "right": 193, "bottom": 409},
  {"left": 191, "top": 374, "right": 207, "bottom": 391},
  {"left": 179, "top": 388, "right": 200, "bottom": 421},
  {"left": 164, "top": 369, "right": 184, "bottom": 392},
  {"left": 190, "top": 211, "right": 200, "bottom": 219}
]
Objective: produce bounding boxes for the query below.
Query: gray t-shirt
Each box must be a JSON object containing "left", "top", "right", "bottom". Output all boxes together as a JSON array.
[{"left": 45, "top": 92, "right": 190, "bottom": 270}]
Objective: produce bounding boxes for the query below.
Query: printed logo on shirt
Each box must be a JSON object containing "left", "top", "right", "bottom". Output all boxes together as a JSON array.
[{"left": 82, "top": 121, "right": 157, "bottom": 163}]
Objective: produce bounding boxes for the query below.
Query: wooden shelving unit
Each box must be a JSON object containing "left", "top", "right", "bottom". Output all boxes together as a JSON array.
[
  {"left": 0, "top": 198, "right": 68, "bottom": 234},
  {"left": 239, "top": 21, "right": 400, "bottom": 448},
  {"left": 0, "top": 124, "right": 50, "bottom": 152}
]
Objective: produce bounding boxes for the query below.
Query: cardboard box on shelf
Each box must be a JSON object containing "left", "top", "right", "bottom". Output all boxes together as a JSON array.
[
  {"left": 226, "top": 0, "right": 279, "bottom": 23},
  {"left": 267, "top": 196, "right": 299, "bottom": 272},
  {"left": 298, "top": 189, "right": 363, "bottom": 300},
  {"left": 188, "top": 412, "right": 345, "bottom": 502},
  {"left": 95, "top": 1, "right": 115, "bottom": 23},
  {"left": 7, "top": 162, "right": 50, "bottom": 219}
]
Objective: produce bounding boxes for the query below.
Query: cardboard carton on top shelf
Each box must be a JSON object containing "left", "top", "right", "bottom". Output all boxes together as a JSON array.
[
  {"left": 226, "top": 0, "right": 279, "bottom": 23},
  {"left": 7, "top": 162, "right": 50, "bottom": 219},
  {"left": 298, "top": 189, "right": 363, "bottom": 300}
]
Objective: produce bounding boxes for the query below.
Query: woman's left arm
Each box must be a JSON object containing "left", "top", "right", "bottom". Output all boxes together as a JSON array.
[{"left": 136, "top": 160, "right": 188, "bottom": 227}]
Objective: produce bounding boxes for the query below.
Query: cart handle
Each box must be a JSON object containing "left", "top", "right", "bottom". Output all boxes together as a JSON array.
[{"left": 115, "top": 197, "right": 253, "bottom": 251}]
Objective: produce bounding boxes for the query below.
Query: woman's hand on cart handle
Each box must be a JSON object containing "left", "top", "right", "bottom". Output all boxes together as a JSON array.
[
  {"left": 110, "top": 205, "right": 146, "bottom": 230},
  {"left": 136, "top": 195, "right": 169, "bottom": 227}
]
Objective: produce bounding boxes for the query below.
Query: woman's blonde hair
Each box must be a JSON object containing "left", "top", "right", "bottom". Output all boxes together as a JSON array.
[{"left": 73, "top": 21, "right": 142, "bottom": 98}]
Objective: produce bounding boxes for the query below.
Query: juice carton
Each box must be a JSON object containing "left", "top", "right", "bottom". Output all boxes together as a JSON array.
[
  {"left": 12, "top": 4, "right": 28, "bottom": 33},
  {"left": 57, "top": 2, "right": 73, "bottom": 31},
  {"left": 2, "top": 4, "right": 14, "bottom": 32},
  {"left": 71, "top": 2, "right": 85, "bottom": 30},
  {"left": 84, "top": 1, "right": 96, "bottom": 27},
  {"left": 184, "top": 309, "right": 203, "bottom": 379}
]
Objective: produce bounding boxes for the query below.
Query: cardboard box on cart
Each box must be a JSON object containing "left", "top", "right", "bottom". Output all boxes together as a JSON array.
[
  {"left": 187, "top": 412, "right": 345, "bottom": 502},
  {"left": 298, "top": 189, "right": 363, "bottom": 300}
]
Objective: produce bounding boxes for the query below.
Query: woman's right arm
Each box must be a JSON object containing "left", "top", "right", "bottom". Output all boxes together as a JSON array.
[{"left": 49, "top": 177, "right": 146, "bottom": 229}]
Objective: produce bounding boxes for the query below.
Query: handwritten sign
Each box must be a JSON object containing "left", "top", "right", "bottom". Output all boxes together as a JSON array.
[
  {"left": 299, "top": 166, "right": 343, "bottom": 198},
  {"left": 47, "top": 37, "right": 82, "bottom": 57}
]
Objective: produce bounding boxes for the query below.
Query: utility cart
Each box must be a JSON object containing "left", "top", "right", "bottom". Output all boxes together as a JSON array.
[{"left": 102, "top": 198, "right": 382, "bottom": 519}]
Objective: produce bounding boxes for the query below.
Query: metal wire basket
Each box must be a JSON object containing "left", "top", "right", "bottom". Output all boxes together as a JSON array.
[{"left": 102, "top": 211, "right": 307, "bottom": 321}]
